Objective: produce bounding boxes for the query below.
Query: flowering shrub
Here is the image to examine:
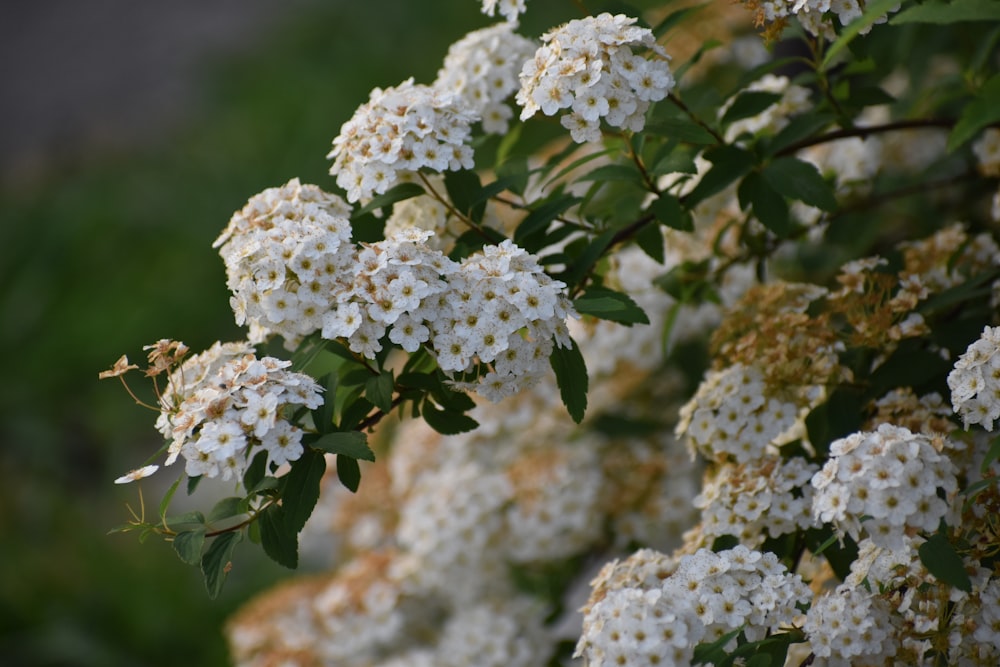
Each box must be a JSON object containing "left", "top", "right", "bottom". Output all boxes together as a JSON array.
[{"left": 103, "top": 0, "right": 1000, "bottom": 664}]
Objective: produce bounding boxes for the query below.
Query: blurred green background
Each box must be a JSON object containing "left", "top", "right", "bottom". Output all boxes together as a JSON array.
[{"left": 0, "top": 2, "right": 575, "bottom": 665}]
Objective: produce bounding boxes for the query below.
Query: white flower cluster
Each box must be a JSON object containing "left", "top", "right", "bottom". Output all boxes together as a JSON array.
[
  {"left": 803, "top": 583, "right": 897, "bottom": 664},
  {"left": 328, "top": 78, "right": 476, "bottom": 202},
  {"left": 441, "top": 241, "right": 574, "bottom": 400},
  {"left": 896, "top": 223, "right": 1000, "bottom": 294},
  {"left": 973, "top": 127, "right": 1000, "bottom": 176},
  {"left": 394, "top": 456, "right": 513, "bottom": 604},
  {"left": 811, "top": 423, "right": 958, "bottom": 549},
  {"left": 434, "top": 23, "right": 537, "bottom": 134},
  {"left": 840, "top": 536, "right": 1000, "bottom": 664},
  {"left": 758, "top": 0, "right": 900, "bottom": 40},
  {"left": 480, "top": 0, "right": 526, "bottom": 23},
  {"left": 322, "top": 231, "right": 573, "bottom": 401},
  {"left": 434, "top": 599, "right": 552, "bottom": 667},
  {"left": 213, "top": 178, "right": 354, "bottom": 346},
  {"left": 576, "top": 546, "right": 810, "bottom": 666},
  {"left": 949, "top": 325, "right": 1000, "bottom": 430},
  {"left": 722, "top": 74, "right": 811, "bottom": 142},
  {"left": 516, "top": 13, "right": 674, "bottom": 143},
  {"left": 675, "top": 363, "right": 801, "bottom": 463},
  {"left": 155, "top": 341, "right": 323, "bottom": 481},
  {"left": 694, "top": 456, "right": 818, "bottom": 546}
]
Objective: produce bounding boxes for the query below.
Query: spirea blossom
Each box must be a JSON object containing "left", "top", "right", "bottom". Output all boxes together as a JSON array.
[
  {"left": 694, "top": 456, "right": 818, "bottom": 546},
  {"left": 213, "top": 178, "right": 354, "bottom": 346},
  {"left": 434, "top": 23, "right": 537, "bottom": 134},
  {"left": 516, "top": 13, "right": 674, "bottom": 142},
  {"left": 575, "top": 546, "right": 809, "bottom": 666},
  {"left": 750, "top": 0, "right": 901, "bottom": 40},
  {"left": 811, "top": 423, "right": 958, "bottom": 549},
  {"left": 948, "top": 325, "right": 1000, "bottom": 430},
  {"left": 480, "top": 0, "right": 526, "bottom": 23},
  {"left": 154, "top": 341, "right": 323, "bottom": 481},
  {"left": 973, "top": 127, "right": 1000, "bottom": 176},
  {"left": 328, "top": 79, "right": 476, "bottom": 202},
  {"left": 675, "top": 363, "right": 801, "bottom": 464},
  {"left": 319, "top": 231, "right": 573, "bottom": 401},
  {"left": 804, "top": 583, "right": 897, "bottom": 663},
  {"left": 842, "top": 536, "right": 1000, "bottom": 665}
]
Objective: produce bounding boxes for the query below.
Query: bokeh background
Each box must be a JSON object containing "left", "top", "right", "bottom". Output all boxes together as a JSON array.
[{"left": 0, "top": 1, "right": 574, "bottom": 664}]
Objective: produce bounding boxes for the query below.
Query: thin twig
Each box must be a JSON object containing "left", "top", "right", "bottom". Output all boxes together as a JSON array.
[{"left": 776, "top": 118, "right": 956, "bottom": 156}]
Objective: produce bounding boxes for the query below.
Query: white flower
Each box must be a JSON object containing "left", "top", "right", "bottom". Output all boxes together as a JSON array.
[
  {"left": 948, "top": 326, "right": 1000, "bottom": 430},
  {"left": 329, "top": 79, "right": 476, "bottom": 202},
  {"left": 516, "top": 13, "right": 673, "bottom": 141},
  {"left": 434, "top": 23, "right": 537, "bottom": 134},
  {"left": 114, "top": 465, "right": 159, "bottom": 484}
]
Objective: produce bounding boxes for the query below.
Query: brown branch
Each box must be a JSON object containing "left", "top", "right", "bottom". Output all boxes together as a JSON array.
[{"left": 776, "top": 118, "right": 957, "bottom": 157}]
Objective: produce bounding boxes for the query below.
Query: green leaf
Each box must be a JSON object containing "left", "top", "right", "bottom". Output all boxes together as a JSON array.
[
  {"left": 892, "top": 0, "right": 1000, "bottom": 24},
  {"left": 693, "top": 627, "right": 744, "bottom": 665},
  {"left": 867, "top": 343, "right": 953, "bottom": 398},
  {"left": 720, "top": 91, "right": 784, "bottom": 128},
  {"left": 822, "top": 0, "right": 907, "bottom": 67},
  {"left": 312, "top": 371, "right": 339, "bottom": 434},
  {"left": 652, "top": 1, "right": 711, "bottom": 37},
  {"left": 635, "top": 219, "right": 665, "bottom": 263},
  {"left": 337, "top": 456, "right": 362, "bottom": 493},
  {"left": 494, "top": 121, "right": 522, "bottom": 166},
  {"left": 650, "top": 148, "right": 698, "bottom": 176},
  {"left": 281, "top": 448, "right": 327, "bottom": 534},
  {"left": 495, "top": 155, "right": 529, "bottom": 196},
  {"left": 550, "top": 336, "right": 588, "bottom": 423},
  {"left": 762, "top": 157, "right": 837, "bottom": 211},
  {"left": 444, "top": 169, "right": 486, "bottom": 224},
  {"left": 421, "top": 399, "right": 480, "bottom": 435},
  {"left": 365, "top": 370, "right": 395, "bottom": 414},
  {"left": 948, "top": 73, "right": 1000, "bottom": 151},
  {"left": 574, "top": 287, "right": 650, "bottom": 325},
  {"left": 577, "top": 163, "right": 645, "bottom": 186},
  {"left": 804, "top": 528, "right": 858, "bottom": 582},
  {"left": 158, "top": 475, "right": 182, "bottom": 520},
  {"left": 396, "top": 371, "right": 439, "bottom": 392},
  {"left": 258, "top": 504, "right": 298, "bottom": 569},
  {"left": 243, "top": 450, "right": 268, "bottom": 493},
  {"left": 919, "top": 533, "right": 972, "bottom": 592},
  {"left": 187, "top": 475, "right": 202, "bottom": 495},
  {"left": 352, "top": 182, "right": 425, "bottom": 218},
  {"left": 543, "top": 147, "right": 619, "bottom": 187},
  {"left": 207, "top": 496, "right": 244, "bottom": 525},
  {"left": 513, "top": 193, "right": 581, "bottom": 245},
  {"left": 201, "top": 531, "right": 242, "bottom": 599},
  {"left": 653, "top": 259, "right": 719, "bottom": 303},
  {"left": 683, "top": 145, "right": 755, "bottom": 207},
  {"left": 172, "top": 528, "right": 206, "bottom": 566},
  {"left": 844, "top": 85, "right": 896, "bottom": 108},
  {"left": 805, "top": 387, "right": 864, "bottom": 458},
  {"left": 982, "top": 434, "right": 1000, "bottom": 474},
  {"left": 644, "top": 117, "right": 719, "bottom": 145},
  {"left": 310, "top": 431, "right": 375, "bottom": 461},
  {"left": 164, "top": 510, "right": 206, "bottom": 529},
  {"left": 650, "top": 193, "right": 693, "bottom": 231},
  {"left": 738, "top": 171, "right": 791, "bottom": 237},
  {"left": 560, "top": 229, "right": 617, "bottom": 288},
  {"left": 431, "top": 381, "right": 477, "bottom": 413},
  {"left": 338, "top": 395, "right": 374, "bottom": 431}
]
